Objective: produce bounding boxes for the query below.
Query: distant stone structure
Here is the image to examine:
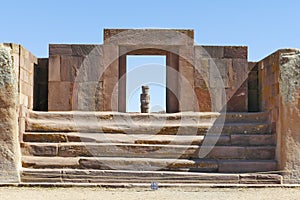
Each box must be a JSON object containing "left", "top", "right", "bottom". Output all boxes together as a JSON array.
[{"left": 0, "top": 29, "right": 299, "bottom": 185}]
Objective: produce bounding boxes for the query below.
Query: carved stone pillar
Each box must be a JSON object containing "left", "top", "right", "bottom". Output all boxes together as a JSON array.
[{"left": 140, "top": 85, "right": 150, "bottom": 113}]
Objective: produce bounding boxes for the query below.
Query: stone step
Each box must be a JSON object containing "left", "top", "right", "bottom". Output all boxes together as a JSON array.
[
  {"left": 20, "top": 168, "right": 282, "bottom": 184},
  {"left": 22, "top": 156, "right": 277, "bottom": 173},
  {"left": 23, "top": 132, "right": 275, "bottom": 146},
  {"left": 27, "top": 110, "right": 269, "bottom": 124},
  {"left": 21, "top": 142, "right": 275, "bottom": 160},
  {"left": 26, "top": 119, "right": 271, "bottom": 135}
]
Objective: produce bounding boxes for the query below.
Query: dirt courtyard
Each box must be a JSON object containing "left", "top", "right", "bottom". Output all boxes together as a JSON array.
[{"left": 0, "top": 187, "right": 299, "bottom": 200}]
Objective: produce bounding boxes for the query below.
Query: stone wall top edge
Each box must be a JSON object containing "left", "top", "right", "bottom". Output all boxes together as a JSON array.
[
  {"left": 49, "top": 44, "right": 101, "bottom": 47},
  {"left": 104, "top": 28, "right": 194, "bottom": 41},
  {"left": 257, "top": 48, "right": 300, "bottom": 63},
  {"left": 195, "top": 45, "right": 248, "bottom": 48},
  {"left": 104, "top": 28, "right": 194, "bottom": 32},
  {"left": 3, "top": 43, "right": 37, "bottom": 63}
]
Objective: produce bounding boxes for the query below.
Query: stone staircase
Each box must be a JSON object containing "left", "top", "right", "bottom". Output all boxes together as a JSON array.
[{"left": 20, "top": 111, "right": 282, "bottom": 185}]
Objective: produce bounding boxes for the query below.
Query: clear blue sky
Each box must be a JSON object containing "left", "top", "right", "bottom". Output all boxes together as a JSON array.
[
  {"left": 1, "top": 0, "right": 300, "bottom": 111},
  {"left": 127, "top": 56, "right": 166, "bottom": 112},
  {"left": 1, "top": 0, "right": 299, "bottom": 61}
]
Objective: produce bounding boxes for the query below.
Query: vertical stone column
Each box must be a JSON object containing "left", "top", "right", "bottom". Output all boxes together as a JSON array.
[
  {"left": 277, "top": 49, "right": 300, "bottom": 184},
  {"left": 140, "top": 85, "right": 150, "bottom": 113},
  {"left": 258, "top": 48, "right": 300, "bottom": 184},
  {"left": 0, "top": 44, "right": 20, "bottom": 183}
]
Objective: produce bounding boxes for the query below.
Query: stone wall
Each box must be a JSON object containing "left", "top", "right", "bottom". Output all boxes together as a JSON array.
[
  {"left": 0, "top": 43, "right": 37, "bottom": 182},
  {"left": 258, "top": 48, "right": 300, "bottom": 184},
  {"left": 47, "top": 30, "right": 249, "bottom": 113},
  {"left": 48, "top": 44, "right": 104, "bottom": 111},
  {"left": 0, "top": 44, "right": 20, "bottom": 182},
  {"left": 194, "top": 46, "right": 248, "bottom": 112},
  {"left": 4, "top": 43, "right": 37, "bottom": 110}
]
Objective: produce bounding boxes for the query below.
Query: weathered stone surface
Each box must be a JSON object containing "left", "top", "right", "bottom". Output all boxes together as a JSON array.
[
  {"left": 48, "top": 82, "right": 73, "bottom": 111},
  {"left": 245, "top": 147, "right": 275, "bottom": 160},
  {"left": 226, "top": 83, "right": 248, "bottom": 112},
  {"left": 218, "top": 160, "right": 277, "bottom": 173},
  {"left": 257, "top": 48, "right": 300, "bottom": 183},
  {"left": 21, "top": 168, "right": 283, "bottom": 184},
  {"left": 231, "top": 134, "right": 275, "bottom": 146},
  {"left": 22, "top": 143, "right": 57, "bottom": 156},
  {"left": 279, "top": 49, "right": 300, "bottom": 103},
  {"left": 200, "top": 46, "right": 224, "bottom": 58},
  {"left": 55, "top": 143, "right": 199, "bottom": 159},
  {"left": 239, "top": 174, "right": 282, "bottom": 184},
  {"left": 104, "top": 29, "right": 194, "bottom": 46},
  {"left": 195, "top": 87, "right": 211, "bottom": 111},
  {"left": 49, "top": 44, "right": 73, "bottom": 56},
  {"left": 277, "top": 49, "right": 300, "bottom": 184},
  {"left": 48, "top": 55, "right": 60, "bottom": 82},
  {"left": 22, "top": 156, "right": 79, "bottom": 169},
  {"left": 60, "top": 56, "right": 84, "bottom": 82},
  {"left": 21, "top": 168, "right": 241, "bottom": 184},
  {"left": 205, "top": 146, "right": 246, "bottom": 159},
  {"left": 0, "top": 44, "right": 19, "bottom": 182},
  {"left": 23, "top": 132, "right": 231, "bottom": 147},
  {"left": 224, "top": 46, "right": 247, "bottom": 59},
  {"left": 209, "top": 58, "right": 232, "bottom": 88}
]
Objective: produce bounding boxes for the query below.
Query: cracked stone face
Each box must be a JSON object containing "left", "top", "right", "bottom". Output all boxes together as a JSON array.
[
  {"left": 0, "top": 44, "right": 19, "bottom": 183},
  {"left": 0, "top": 44, "right": 13, "bottom": 87},
  {"left": 280, "top": 49, "right": 300, "bottom": 104}
]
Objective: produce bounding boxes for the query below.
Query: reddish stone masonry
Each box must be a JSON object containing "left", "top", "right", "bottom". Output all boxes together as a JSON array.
[{"left": 1, "top": 29, "right": 299, "bottom": 184}]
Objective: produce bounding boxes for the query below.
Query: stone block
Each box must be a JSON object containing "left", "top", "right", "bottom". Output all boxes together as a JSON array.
[
  {"left": 60, "top": 56, "right": 84, "bottom": 82},
  {"left": 195, "top": 87, "right": 211, "bottom": 112},
  {"left": 209, "top": 58, "right": 232, "bottom": 88},
  {"left": 201, "top": 46, "right": 224, "bottom": 58},
  {"left": 19, "top": 93, "right": 28, "bottom": 108},
  {"left": 76, "top": 81, "right": 103, "bottom": 111},
  {"left": 231, "top": 134, "right": 275, "bottom": 146},
  {"left": 194, "top": 59, "right": 209, "bottom": 88},
  {"left": 48, "top": 55, "right": 60, "bottom": 81},
  {"left": 71, "top": 44, "right": 97, "bottom": 56},
  {"left": 58, "top": 145, "right": 91, "bottom": 157},
  {"left": 4, "top": 43, "right": 20, "bottom": 54},
  {"left": 48, "top": 82, "right": 73, "bottom": 111},
  {"left": 49, "top": 44, "right": 72, "bottom": 56},
  {"left": 204, "top": 146, "right": 246, "bottom": 159},
  {"left": 232, "top": 58, "right": 248, "bottom": 89},
  {"left": 226, "top": 83, "right": 248, "bottom": 112},
  {"left": 22, "top": 143, "right": 57, "bottom": 156},
  {"left": 22, "top": 82, "right": 33, "bottom": 97},
  {"left": 224, "top": 46, "right": 247, "bottom": 59},
  {"left": 239, "top": 174, "right": 282, "bottom": 184},
  {"left": 104, "top": 29, "right": 194, "bottom": 46},
  {"left": 0, "top": 45, "right": 19, "bottom": 182},
  {"left": 209, "top": 88, "right": 226, "bottom": 112},
  {"left": 246, "top": 147, "right": 275, "bottom": 159},
  {"left": 218, "top": 160, "right": 277, "bottom": 173}
]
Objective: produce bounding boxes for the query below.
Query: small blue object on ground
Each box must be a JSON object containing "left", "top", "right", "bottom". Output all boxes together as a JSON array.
[{"left": 150, "top": 182, "right": 158, "bottom": 190}]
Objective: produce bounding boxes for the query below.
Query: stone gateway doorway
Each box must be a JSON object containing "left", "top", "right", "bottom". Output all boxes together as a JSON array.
[{"left": 118, "top": 48, "right": 179, "bottom": 113}]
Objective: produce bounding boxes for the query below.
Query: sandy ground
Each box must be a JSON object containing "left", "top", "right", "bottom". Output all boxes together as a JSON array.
[{"left": 0, "top": 187, "right": 300, "bottom": 200}]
